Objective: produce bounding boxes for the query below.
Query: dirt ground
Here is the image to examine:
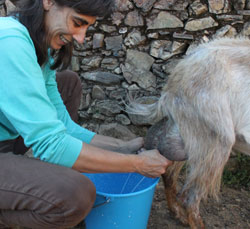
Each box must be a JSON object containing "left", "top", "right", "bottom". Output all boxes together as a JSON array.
[{"left": 147, "top": 178, "right": 250, "bottom": 229}]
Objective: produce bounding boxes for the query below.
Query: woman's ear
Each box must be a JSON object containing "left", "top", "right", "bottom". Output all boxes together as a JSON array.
[{"left": 43, "top": 0, "right": 54, "bottom": 11}]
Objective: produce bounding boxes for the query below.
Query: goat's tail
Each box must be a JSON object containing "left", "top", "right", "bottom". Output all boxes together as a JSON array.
[{"left": 126, "top": 93, "right": 169, "bottom": 122}]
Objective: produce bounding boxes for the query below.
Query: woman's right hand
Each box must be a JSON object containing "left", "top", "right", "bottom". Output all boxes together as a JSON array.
[
  {"left": 73, "top": 142, "right": 171, "bottom": 177},
  {"left": 133, "top": 149, "right": 172, "bottom": 178}
]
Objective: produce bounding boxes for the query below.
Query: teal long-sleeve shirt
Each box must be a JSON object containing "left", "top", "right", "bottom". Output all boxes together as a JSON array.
[{"left": 0, "top": 17, "right": 95, "bottom": 167}]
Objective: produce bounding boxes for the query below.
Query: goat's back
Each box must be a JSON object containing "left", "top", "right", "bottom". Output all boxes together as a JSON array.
[{"left": 163, "top": 37, "right": 250, "bottom": 145}]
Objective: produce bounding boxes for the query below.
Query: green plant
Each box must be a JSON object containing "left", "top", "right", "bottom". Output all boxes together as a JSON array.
[{"left": 223, "top": 153, "right": 250, "bottom": 189}]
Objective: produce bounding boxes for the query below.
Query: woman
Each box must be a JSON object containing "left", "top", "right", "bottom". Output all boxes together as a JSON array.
[{"left": 0, "top": 0, "right": 170, "bottom": 228}]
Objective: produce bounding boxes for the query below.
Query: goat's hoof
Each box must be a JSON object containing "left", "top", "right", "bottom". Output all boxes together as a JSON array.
[
  {"left": 178, "top": 215, "right": 189, "bottom": 226},
  {"left": 188, "top": 215, "right": 205, "bottom": 229},
  {"left": 169, "top": 206, "right": 189, "bottom": 225}
]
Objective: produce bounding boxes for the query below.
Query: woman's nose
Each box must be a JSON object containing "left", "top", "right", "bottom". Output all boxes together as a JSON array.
[{"left": 73, "top": 27, "right": 87, "bottom": 44}]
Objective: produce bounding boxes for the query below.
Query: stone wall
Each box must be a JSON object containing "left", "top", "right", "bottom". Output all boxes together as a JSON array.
[{"left": 1, "top": 0, "right": 250, "bottom": 139}]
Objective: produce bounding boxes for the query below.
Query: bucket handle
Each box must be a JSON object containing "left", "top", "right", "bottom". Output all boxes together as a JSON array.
[{"left": 93, "top": 196, "right": 113, "bottom": 208}]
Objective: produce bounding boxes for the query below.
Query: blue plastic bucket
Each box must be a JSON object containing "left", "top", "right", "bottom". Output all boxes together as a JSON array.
[{"left": 83, "top": 172, "right": 159, "bottom": 229}]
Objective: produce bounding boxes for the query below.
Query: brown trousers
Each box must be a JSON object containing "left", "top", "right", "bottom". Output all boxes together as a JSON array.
[{"left": 0, "top": 71, "right": 96, "bottom": 228}]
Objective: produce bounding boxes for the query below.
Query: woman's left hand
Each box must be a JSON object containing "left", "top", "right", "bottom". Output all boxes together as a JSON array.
[{"left": 90, "top": 134, "right": 144, "bottom": 154}]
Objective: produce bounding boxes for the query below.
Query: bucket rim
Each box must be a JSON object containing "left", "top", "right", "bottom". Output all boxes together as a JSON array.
[{"left": 93, "top": 176, "right": 160, "bottom": 198}]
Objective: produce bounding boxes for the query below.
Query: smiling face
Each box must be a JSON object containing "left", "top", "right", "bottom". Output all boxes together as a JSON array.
[{"left": 43, "top": 0, "right": 96, "bottom": 50}]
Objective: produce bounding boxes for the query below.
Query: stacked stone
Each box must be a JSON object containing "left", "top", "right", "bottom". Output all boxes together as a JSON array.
[
  {"left": 0, "top": 0, "right": 5, "bottom": 16},
  {"left": 1, "top": 0, "right": 250, "bottom": 139}
]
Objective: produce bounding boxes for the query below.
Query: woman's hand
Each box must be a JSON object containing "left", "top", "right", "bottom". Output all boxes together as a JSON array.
[
  {"left": 133, "top": 149, "right": 172, "bottom": 178},
  {"left": 73, "top": 141, "right": 172, "bottom": 178},
  {"left": 90, "top": 134, "right": 144, "bottom": 154}
]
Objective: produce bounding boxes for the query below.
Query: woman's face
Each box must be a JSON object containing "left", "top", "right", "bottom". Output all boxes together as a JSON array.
[{"left": 43, "top": 0, "right": 96, "bottom": 50}]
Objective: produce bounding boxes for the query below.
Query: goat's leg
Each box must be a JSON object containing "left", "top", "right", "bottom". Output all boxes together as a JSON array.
[
  {"left": 177, "top": 188, "right": 204, "bottom": 229},
  {"left": 174, "top": 141, "right": 233, "bottom": 229},
  {"left": 187, "top": 202, "right": 204, "bottom": 229},
  {"left": 233, "top": 133, "right": 250, "bottom": 156},
  {"left": 163, "top": 176, "right": 204, "bottom": 229},
  {"left": 161, "top": 162, "right": 188, "bottom": 225},
  {"left": 177, "top": 138, "right": 233, "bottom": 229}
]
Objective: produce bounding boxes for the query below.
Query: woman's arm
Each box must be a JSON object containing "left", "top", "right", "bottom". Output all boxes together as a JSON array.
[
  {"left": 89, "top": 134, "right": 144, "bottom": 154},
  {"left": 72, "top": 142, "right": 171, "bottom": 178}
]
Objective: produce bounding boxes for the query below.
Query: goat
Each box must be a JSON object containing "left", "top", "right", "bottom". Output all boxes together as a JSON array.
[{"left": 127, "top": 37, "right": 250, "bottom": 228}]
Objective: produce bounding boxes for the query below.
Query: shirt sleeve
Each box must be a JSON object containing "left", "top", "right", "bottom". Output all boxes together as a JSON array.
[
  {"left": 0, "top": 28, "right": 83, "bottom": 167},
  {"left": 43, "top": 62, "right": 96, "bottom": 144}
]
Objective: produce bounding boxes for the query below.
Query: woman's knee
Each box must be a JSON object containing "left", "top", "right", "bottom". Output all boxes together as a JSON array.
[
  {"left": 67, "top": 173, "right": 96, "bottom": 214},
  {"left": 58, "top": 172, "right": 96, "bottom": 226},
  {"left": 56, "top": 70, "right": 82, "bottom": 97},
  {"left": 56, "top": 70, "right": 82, "bottom": 121}
]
